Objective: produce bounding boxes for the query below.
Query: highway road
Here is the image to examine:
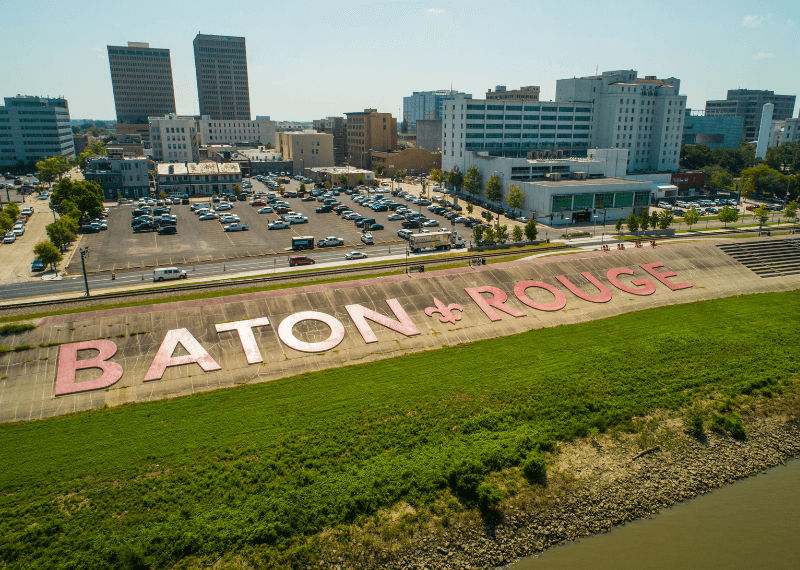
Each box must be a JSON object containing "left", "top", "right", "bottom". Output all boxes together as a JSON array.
[{"left": 0, "top": 244, "right": 412, "bottom": 301}]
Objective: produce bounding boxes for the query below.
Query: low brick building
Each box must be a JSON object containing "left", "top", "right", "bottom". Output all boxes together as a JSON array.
[
  {"left": 671, "top": 170, "right": 706, "bottom": 192},
  {"left": 370, "top": 148, "right": 441, "bottom": 177}
]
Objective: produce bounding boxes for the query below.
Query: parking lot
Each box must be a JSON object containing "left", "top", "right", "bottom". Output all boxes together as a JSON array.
[{"left": 68, "top": 177, "right": 477, "bottom": 273}]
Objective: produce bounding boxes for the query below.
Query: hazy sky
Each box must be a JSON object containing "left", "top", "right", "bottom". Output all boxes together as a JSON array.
[{"left": 1, "top": 0, "right": 797, "bottom": 121}]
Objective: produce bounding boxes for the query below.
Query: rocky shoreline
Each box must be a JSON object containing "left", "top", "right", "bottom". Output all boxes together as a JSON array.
[{"left": 372, "top": 411, "right": 800, "bottom": 570}]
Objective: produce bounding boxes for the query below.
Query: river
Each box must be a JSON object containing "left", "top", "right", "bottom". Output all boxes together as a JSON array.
[{"left": 510, "top": 458, "right": 800, "bottom": 569}]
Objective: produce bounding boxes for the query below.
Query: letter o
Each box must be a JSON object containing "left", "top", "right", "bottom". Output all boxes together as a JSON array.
[
  {"left": 513, "top": 280, "right": 567, "bottom": 312},
  {"left": 278, "top": 311, "right": 345, "bottom": 353}
]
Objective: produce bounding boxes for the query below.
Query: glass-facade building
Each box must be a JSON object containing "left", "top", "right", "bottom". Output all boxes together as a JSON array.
[
  {"left": 402, "top": 90, "right": 471, "bottom": 129},
  {"left": 682, "top": 110, "right": 743, "bottom": 149}
]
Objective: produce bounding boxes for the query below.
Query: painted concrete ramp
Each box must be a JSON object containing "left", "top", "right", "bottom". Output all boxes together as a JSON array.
[{"left": 1, "top": 239, "right": 798, "bottom": 423}]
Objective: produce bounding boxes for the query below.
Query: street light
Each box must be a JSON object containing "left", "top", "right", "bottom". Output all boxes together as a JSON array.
[
  {"left": 79, "top": 247, "right": 91, "bottom": 297},
  {"left": 563, "top": 216, "right": 571, "bottom": 240}
]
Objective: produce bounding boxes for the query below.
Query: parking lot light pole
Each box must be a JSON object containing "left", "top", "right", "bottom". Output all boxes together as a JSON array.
[{"left": 79, "top": 247, "right": 90, "bottom": 297}]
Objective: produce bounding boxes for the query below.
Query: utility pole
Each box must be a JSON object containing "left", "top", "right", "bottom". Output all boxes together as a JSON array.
[{"left": 79, "top": 247, "right": 91, "bottom": 297}]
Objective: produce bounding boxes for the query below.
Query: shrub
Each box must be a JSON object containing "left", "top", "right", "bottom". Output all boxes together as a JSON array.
[
  {"left": 710, "top": 414, "right": 727, "bottom": 432},
  {"left": 449, "top": 459, "right": 484, "bottom": 498},
  {"left": 522, "top": 451, "right": 547, "bottom": 483},
  {"left": 0, "top": 323, "right": 36, "bottom": 336},
  {"left": 684, "top": 410, "right": 704, "bottom": 438},
  {"left": 476, "top": 483, "right": 502, "bottom": 509},
  {"left": 726, "top": 413, "right": 747, "bottom": 440}
]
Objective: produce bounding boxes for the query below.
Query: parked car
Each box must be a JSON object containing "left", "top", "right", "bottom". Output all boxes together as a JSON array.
[
  {"left": 31, "top": 259, "right": 45, "bottom": 272},
  {"left": 360, "top": 233, "right": 374, "bottom": 245},
  {"left": 199, "top": 212, "right": 219, "bottom": 220},
  {"left": 216, "top": 203, "right": 233, "bottom": 211},
  {"left": 81, "top": 224, "right": 101, "bottom": 234},
  {"left": 268, "top": 220, "right": 290, "bottom": 230},
  {"left": 3, "top": 232, "right": 15, "bottom": 244},
  {"left": 257, "top": 206, "right": 273, "bottom": 214},
  {"left": 223, "top": 223, "right": 249, "bottom": 232},
  {"left": 289, "top": 255, "right": 315, "bottom": 267},
  {"left": 157, "top": 225, "right": 177, "bottom": 235}
]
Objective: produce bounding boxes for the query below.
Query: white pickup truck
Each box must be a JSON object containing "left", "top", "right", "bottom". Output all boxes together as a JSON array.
[
  {"left": 317, "top": 236, "right": 344, "bottom": 247},
  {"left": 223, "top": 223, "right": 249, "bottom": 232}
]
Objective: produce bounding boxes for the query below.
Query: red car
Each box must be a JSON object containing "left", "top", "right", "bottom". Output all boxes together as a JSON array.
[
  {"left": 289, "top": 256, "right": 315, "bottom": 267},
  {"left": 250, "top": 200, "right": 265, "bottom": 206}
]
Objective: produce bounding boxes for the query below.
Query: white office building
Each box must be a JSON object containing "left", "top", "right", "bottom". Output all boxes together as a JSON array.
[
  {"left": 441, "top": 70, "right": 686, "bottom": 176},
  {"left": 0, "top": 95, "right": 74, "bottom": 168},
  {"left": 198, "top": 115, "right": 276, "bottom": 146},
  {"left": 767, "top": 117, "right": 800, "bottom": 147},
  {"left": 556, "top": 70, "right": 686, "bottom": 173},
  {"left": 149, "top": 114, "right": 201, "bottom": 163}
]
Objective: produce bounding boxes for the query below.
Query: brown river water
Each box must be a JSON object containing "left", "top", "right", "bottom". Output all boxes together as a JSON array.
[{"left": 510, "top": 458, "right": 800, "bottom": 570}]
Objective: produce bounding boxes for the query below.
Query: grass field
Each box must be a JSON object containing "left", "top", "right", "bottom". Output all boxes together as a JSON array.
[{"left": 1, "top": 290, "right": 798, "bottom": 569}]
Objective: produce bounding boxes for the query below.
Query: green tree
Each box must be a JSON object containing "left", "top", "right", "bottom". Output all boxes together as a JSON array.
[
  {"left": 50, "top": 178, "right": 104, "bottom": 220},
  {"left": 483, "top": 226, "right": 496, "bottom": 243},
  {"left": 78, "top": 141, "right": 107, "bottom": 169},
  {"left": 357, "top": 175, "right": 366, "bottom": 186},
  {"left": 420, "top": 181, "right": 428, "bottom": 198},
  {"left": 615, "top": 218, "right": 623, "bottom": 234},
  {"left": 640, "top": 213, "right": 650, "bottom": 233},
  {"left": 159, "top": 191, "right": 167, "bottom": 200},
  {"left": 472, "top": 224, "right": 484, "bottom": 244},
  {"left": 765, "top": 142, "right": 797, "bottom": 172},
  {"left": 447, "top": 165, "right": 463, "bottom": 193},
  {"left": 753, "top": 206, "right": 770, "bottom": 226},
  {"left": 649, "top": 210, "right": 659, "bottom": 230},
  {"left": 339, "top": 173, "right": 348, "bottom": 187},
  {"left": 466, "top": 203, "right": 474, "bottom": 216},
  {"left": 46, "top": 218, "right": 76, "bottom": 250},
  {"left": 705, "top": 165, "right": 734, "bottom": 189},
  {"left": 626, "top": 212, "right": 639, "bottom": 233},
  {"left": 506, "top": 184, "right": 524, "bottom": 213},
  {"left": 430, "top": 168, "right": 445, "bottom": 188},
  {"left": 33, "top": 240, "right": 63, "bottom": 270},
  {"left": 512, "top": 225, "right": 524, "bottom": 242},
  {"left": 375, "top": 166, "right": 384, "bottom": 177},
  {"left": 485, "top": 174, "right": 502, "bottom": 203},
  {"left": 717, "top": 205, "right": 739, "bottom": 227},
  {"left": 657, "top": 209, "right": 674, "bottom": 230},
  {"left": 741, "top": 164, "right": 785, "bottom": 198},
  {"left": 680, "top": 144, "right": 713, "bottom": 170},
  {"left": 524, "top": 219, "right": 538, "bottom": 241},
  {"left": 36, "top": 155, "right": 73, "bottom": 187},
  {"left": 485, "top": 211, "right": 493, "bottom": 224},
  {"left": 463, "top": 166, "right": 483, "bottom": 198},
  {"left": 496, "top": 224, "right": 509, "bottom": 244},
  {"left": 233, "top": 184, "right": 241, "bottom": 197},
  {"left": 0, "top": 212, "right": 13, "bottom": 233},
  {"left": 299, "top": 182, "right": 306, "bottom": 194},
  {"left": 4, "top": 201, "right": 20, "bottom": 221},
  {"left": 785, "top": 199, "right": 798, "bottom": 220},
  {"left": 683, "top": 207, "right": 700, "bottom": 230}
]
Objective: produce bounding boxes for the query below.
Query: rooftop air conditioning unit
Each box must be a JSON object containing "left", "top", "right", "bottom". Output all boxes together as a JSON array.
[{"left": 545, "top": 172, "right": 561, "bottom": 181}]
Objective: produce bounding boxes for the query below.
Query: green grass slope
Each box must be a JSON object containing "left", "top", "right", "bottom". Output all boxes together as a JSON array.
[{"left": 1, "top": 290, "right": 798, "bottom": 568}]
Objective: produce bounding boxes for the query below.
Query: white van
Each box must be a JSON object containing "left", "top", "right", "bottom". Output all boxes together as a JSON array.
[{"left": 153, "top": 267, "right": 187, "bottom": 282}]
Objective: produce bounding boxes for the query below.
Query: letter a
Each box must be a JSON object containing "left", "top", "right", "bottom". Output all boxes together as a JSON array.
[{"left": 144, "top": 328, "right": 221, "bottom": 381}]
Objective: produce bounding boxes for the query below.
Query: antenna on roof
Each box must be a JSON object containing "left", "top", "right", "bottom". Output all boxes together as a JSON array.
[{"left": 596, "top": 64, "right": 598, "bottom": 75}]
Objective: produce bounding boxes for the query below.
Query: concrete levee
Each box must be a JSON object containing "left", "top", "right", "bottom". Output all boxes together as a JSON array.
[{"left": 1, "top": 239, "right": 799, "bottom": 423}]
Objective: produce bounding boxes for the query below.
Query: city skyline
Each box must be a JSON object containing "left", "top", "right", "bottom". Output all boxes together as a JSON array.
[{"left": 1, "top": 0, "right": 797, "bottom": 121}]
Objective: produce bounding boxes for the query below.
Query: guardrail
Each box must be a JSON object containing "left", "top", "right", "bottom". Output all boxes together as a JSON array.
[{"left": 0, "top": 245, "right": 573, "bottom": 313}]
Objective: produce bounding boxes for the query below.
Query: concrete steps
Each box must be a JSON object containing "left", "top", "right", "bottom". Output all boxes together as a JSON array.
[{"left": 717, "top": 239, "right": 800, "bottom": 278}]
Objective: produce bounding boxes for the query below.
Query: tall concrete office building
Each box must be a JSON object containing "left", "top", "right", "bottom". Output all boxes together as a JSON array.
[
  {"left": 312, "top": 117, "right": 347, "bottom": 165},
  {"left": 193, "top": 34, "right": 251, "bottom": 121},
  {"left": 0, "top": 95, "right": 74, "bottom": 168},
  {"left": 705, "top": 89, "right": 796, "bottom": 142},
  {"left": 107, "top": 42, "right": 176, "bottom": 124}
]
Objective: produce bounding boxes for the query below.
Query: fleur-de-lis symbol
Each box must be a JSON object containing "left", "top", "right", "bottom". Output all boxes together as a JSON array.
[{"left": 424, "top": 296, "right": 463, "bottom": 324}]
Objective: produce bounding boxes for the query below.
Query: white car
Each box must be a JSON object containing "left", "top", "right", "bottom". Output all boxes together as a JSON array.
[
  {"left": 317, "top": 236, "right": 344, "bottom": 247},
  {"left": 268, "top": 221, "right": 289, "bottom": 230},
  {"left": 518, "top": 217, "right": 530, "bottom": 223},
  {"left": 199, "top": 212, "right": 219, "bottom": 220},
  {"left": 345, "top": 251, "right": 368, "bottom": 260},
  {"left": 219, "top": 214, "right": 240, "bottom": 224},
  {"left": 387, "top": 213, "right": 404, "bottom": 221},
  {"left": 3, "top": 232, "right": 15, "bottom": 243},
  {"left": 360, "top": 233, "right": 374, "bottom": 245},
  {"left": 12, "top": 223, "right": 25, "bottom": 236},
  {"left": 216, "top": 203, "right": 233, "bottom": 211},
  {"left": 257, "top": 206, "right": 273, "bottom": 214},
  {"left": 423, "top": 220, "right": 440, "bottom": 227},
  {"left": 288, "top": 216, "right": 308, "bottom": 224}
]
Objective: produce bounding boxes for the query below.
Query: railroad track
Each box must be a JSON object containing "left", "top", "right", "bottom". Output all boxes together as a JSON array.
[{"left": 0, "top": 245, "right": 573, "bottom": 314}]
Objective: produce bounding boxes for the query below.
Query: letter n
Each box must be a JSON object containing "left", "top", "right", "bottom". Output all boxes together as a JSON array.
[{"left": 345, "top": 299, "right": 421, "bottom": 344}]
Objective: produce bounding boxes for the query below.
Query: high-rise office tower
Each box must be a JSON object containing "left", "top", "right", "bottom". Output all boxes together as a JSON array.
[
  {"left": 193, "top": 34, "right": 251, "bottom": 121},
  {"left": 0, "top": 95, "right": 74, "bottom": 168},
  {"left": 107, "top": 42, "right": 176, "bottom": 124},
  {"left": 705, "top": 89, "right": 796, "bottom": 141}
]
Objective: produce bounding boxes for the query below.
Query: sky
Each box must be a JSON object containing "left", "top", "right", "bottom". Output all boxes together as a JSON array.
[{"left": 1, "top": 0, "right": 798, "bottom": 122}]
